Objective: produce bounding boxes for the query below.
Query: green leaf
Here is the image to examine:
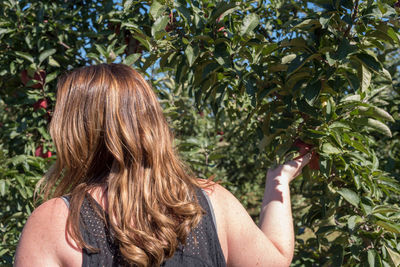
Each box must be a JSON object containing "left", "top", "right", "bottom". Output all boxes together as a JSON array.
[
  {"left": 95, "top": 44, "right": 107, "bottom": 57},
  {"left": 387, "top": 27, "right": 400, "bottom": 44},
  {"left": 185, "top": 45, "right": 198, "bottom": 67},
  {"left": 297, "top": 99, "right": 319, "bottom": 118},
  {"left": 341, "top": 94, "right": 361, "bottom": 102},
  {"left": 240, "top": 13, "right": 259, "bottom": 36},
  {"left": 124, "top": 53, "right": 141, "bottom": 66},
  {"left": 331, "top": 244, "right": 344, "bottom": 267},
  {"left": 293, "top": 19, "right": 321, "bottom": 30},
  {"left": 45, "top": 72, "right": 58, "bottom": 84},
  {"left": 151, "top": 15, "right": 169, "bottom": 37},
  {"left": 368, "top": 249, "right": 381, "bottom": 267},
  {"left": 347, "top": 215, "right": 361, "bottom": 231},
  {"left": 123, "top": 0, "right": 133, "bottom": 10},
  {"left": 150, "top": 1, "right": 166, "bottom": 19},
  {"left": 287, "top": 54, "right": 317, "bottom": 75},
  {"left": 39, "top": 49, "right": 56, "bottom": 64},
  {"left": 372, "top": 206, "right": 400, "bottom": 214},
  {"left": 0, "top": 28, "right": 14, "bottom": 35},
  {"left": 363, "top": 118, "right": 392, "bottom": 137},
  {"left": 337, "top": 188, "right": 360, "bottom": 207},
  {"left": 282, "top": 54, "right": 296, "bottom": 64},
  {"left": 133, "top": 35, "right": 151, "bottom": 51},
  {"left": 385, "top": 246, "right": 400, "bottom": 267},
  {"left": 48, "top": 56, "right": 60, "bottom": 67},
  {"left": 358, "top": 106, "right": 394, "bottom": 122},
  {"left": 303, "top": 80, "right": 321, "bottom": 106},
  {"left": 15, "top": 51, "right": 34, "bottom": 63},
  {"left": 376, "top": 221, "right": 400, "bottom": 234},
  {"left": 321, "top": 142, "right": 341, "bottom": 154},
  {"left": 175, "top": 1, "right": 191, "bottom": 23},
  {"left": 210, "top": 2, "right": 237, "bottom": 22},
  {"left": 329, "top": 121, "right": 351, "bottom": 129},
  {"left": 334, "top": 38, "right": 356, "bottom": 60},
  {"left": 0, "top": 179, "right": 5, "bottom": 196},
  {"left": 359, "top": 64, "right": 371, "bottom": 92},
  {"left": 356, "top": 53, "right": 382, "bottom": 72},
  {"left": 370, "top": 107, "right": 394, "bottom": 122}
]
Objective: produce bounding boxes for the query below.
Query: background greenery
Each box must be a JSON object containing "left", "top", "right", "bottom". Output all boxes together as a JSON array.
[{"left": 1, "top": 0, "right": 400, "bottom": 265}]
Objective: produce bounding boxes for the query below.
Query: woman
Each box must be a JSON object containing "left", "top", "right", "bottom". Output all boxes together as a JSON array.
[{"left": 15, "top": 64, "right": 311, "bottom": 267}]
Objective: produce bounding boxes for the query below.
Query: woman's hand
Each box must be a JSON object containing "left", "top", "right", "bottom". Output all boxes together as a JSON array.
[{"left": 266, "top": 153, "right": 312, "bottom": 185}]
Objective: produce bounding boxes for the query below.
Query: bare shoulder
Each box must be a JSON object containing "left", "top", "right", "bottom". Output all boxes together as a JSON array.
[
  {"left": 15, "top": 198, "right": 81, "bottom": 267},
  {"left": 197, "top": 179, "right": 230, "bottom": 199},
  {"left": 197, "top": 179, "right": 244, "bottom": 214},
  {"left": 197, "top": 179, "right": 289, "bottom": 267}
]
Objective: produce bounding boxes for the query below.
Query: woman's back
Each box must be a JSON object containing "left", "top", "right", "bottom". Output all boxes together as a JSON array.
[{"left": 63, "top": 187, "right": 226, "bottom": 266}]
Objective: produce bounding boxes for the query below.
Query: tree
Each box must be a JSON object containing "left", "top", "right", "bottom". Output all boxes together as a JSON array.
[{"left": 1, "top": 0, "right": 399, "bottom": 265}]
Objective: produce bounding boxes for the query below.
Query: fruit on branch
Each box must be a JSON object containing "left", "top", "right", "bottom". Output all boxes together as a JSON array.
[
  {"left": 35, "top": 145, "right": 52, "bottom": 158},
  {"left": 293, "top": 138, "right": 320, "bottom": 170},
  {"left": 33, "top": 98, "right": 48, "bottom": 111},
  {"left": 21, "top": 69, "right": 46, "bottom": 89},
  {"left": 293, "top": 138, "right": 313, "bottom": 154},
  {"left": 309, "top": 151, "right": 320, "bottom": 170},
  {"left": 165, "top": 12, "right": 177, "bottom": 32}
]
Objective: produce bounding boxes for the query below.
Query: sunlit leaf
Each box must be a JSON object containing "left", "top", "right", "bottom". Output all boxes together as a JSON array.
[
  {"left": 337, "top": 188, "right": 360, "bottom": 207},
  {"left": 240, "top": 13, "right": 259, "bottom": 36}
]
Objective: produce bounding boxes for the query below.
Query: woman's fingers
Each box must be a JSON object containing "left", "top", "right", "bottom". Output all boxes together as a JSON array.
[
  {"left": 293, "top": 152, "right": 312, "bottom": 168},
  {"left": 267, "top": 153, "right": 312, "bottom": 183},
  {"left": 287, "top": 153, "right": 312, "bottom": 179}
]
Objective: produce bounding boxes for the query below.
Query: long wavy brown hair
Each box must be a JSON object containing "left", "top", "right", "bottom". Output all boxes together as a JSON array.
[{"left": 36, "top": 63, "right": 206, "bottom": 266}]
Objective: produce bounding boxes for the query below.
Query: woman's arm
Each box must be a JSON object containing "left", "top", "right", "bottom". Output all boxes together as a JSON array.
[
  {"left": 207, "top": 154, "right": 311, "bottom": 267},
  {"left": 259, "top": 153, "right": 312, "bottom": 263}
]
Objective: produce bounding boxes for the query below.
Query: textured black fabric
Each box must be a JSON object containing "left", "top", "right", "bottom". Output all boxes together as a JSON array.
[{"left": 68, "top": 188, "right": 226, "bottom": 267}]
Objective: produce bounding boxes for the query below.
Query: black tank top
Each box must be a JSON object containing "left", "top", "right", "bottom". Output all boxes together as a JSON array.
[{"left": 64, "top": 188, "right": 226, "bottom": 266}]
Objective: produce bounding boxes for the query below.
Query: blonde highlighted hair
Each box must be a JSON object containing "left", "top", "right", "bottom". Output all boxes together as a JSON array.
[{"left": 37, "top": 64, "right": 206, "bottom": 266}]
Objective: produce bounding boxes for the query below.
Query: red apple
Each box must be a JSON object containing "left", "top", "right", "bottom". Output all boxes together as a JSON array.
[
  {"left": 293, "top": 139, "right": 313, "bottom": 154},
  {"left": 21, "top": 69, "right": 46, "bottom": 89},
  {"left": 309, "top": 151, "right": 320, "bottom": 170},
  {"left": 20, "top": 70, "right": 30, "bottom": 85},
  {"left": 35, "top": 145, "right": 52, "bottom": 158},
  {"left": 33, "top": 98, "right": 48, "bottom": 111},
  {"left": 35, "top": 146, "right": 42, "bottom": 157},
  {"left": 32, "top": 70, "right": 46, "bottom": 88},
  {"left": 293, "top": 139, "right": 320, "bottom": 170}
]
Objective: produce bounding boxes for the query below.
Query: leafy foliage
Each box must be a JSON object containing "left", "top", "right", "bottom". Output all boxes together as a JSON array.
[{"left": 1, "top": 0, "right": 400, "bottom": 266}]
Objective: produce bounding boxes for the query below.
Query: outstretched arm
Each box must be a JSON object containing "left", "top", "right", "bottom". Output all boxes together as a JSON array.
[
  {"left": 207, "top": 154, "right": 311, "bottom": 267},
  {"left": 259, "top": 153, "right": 312, "bottom": 263}
]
